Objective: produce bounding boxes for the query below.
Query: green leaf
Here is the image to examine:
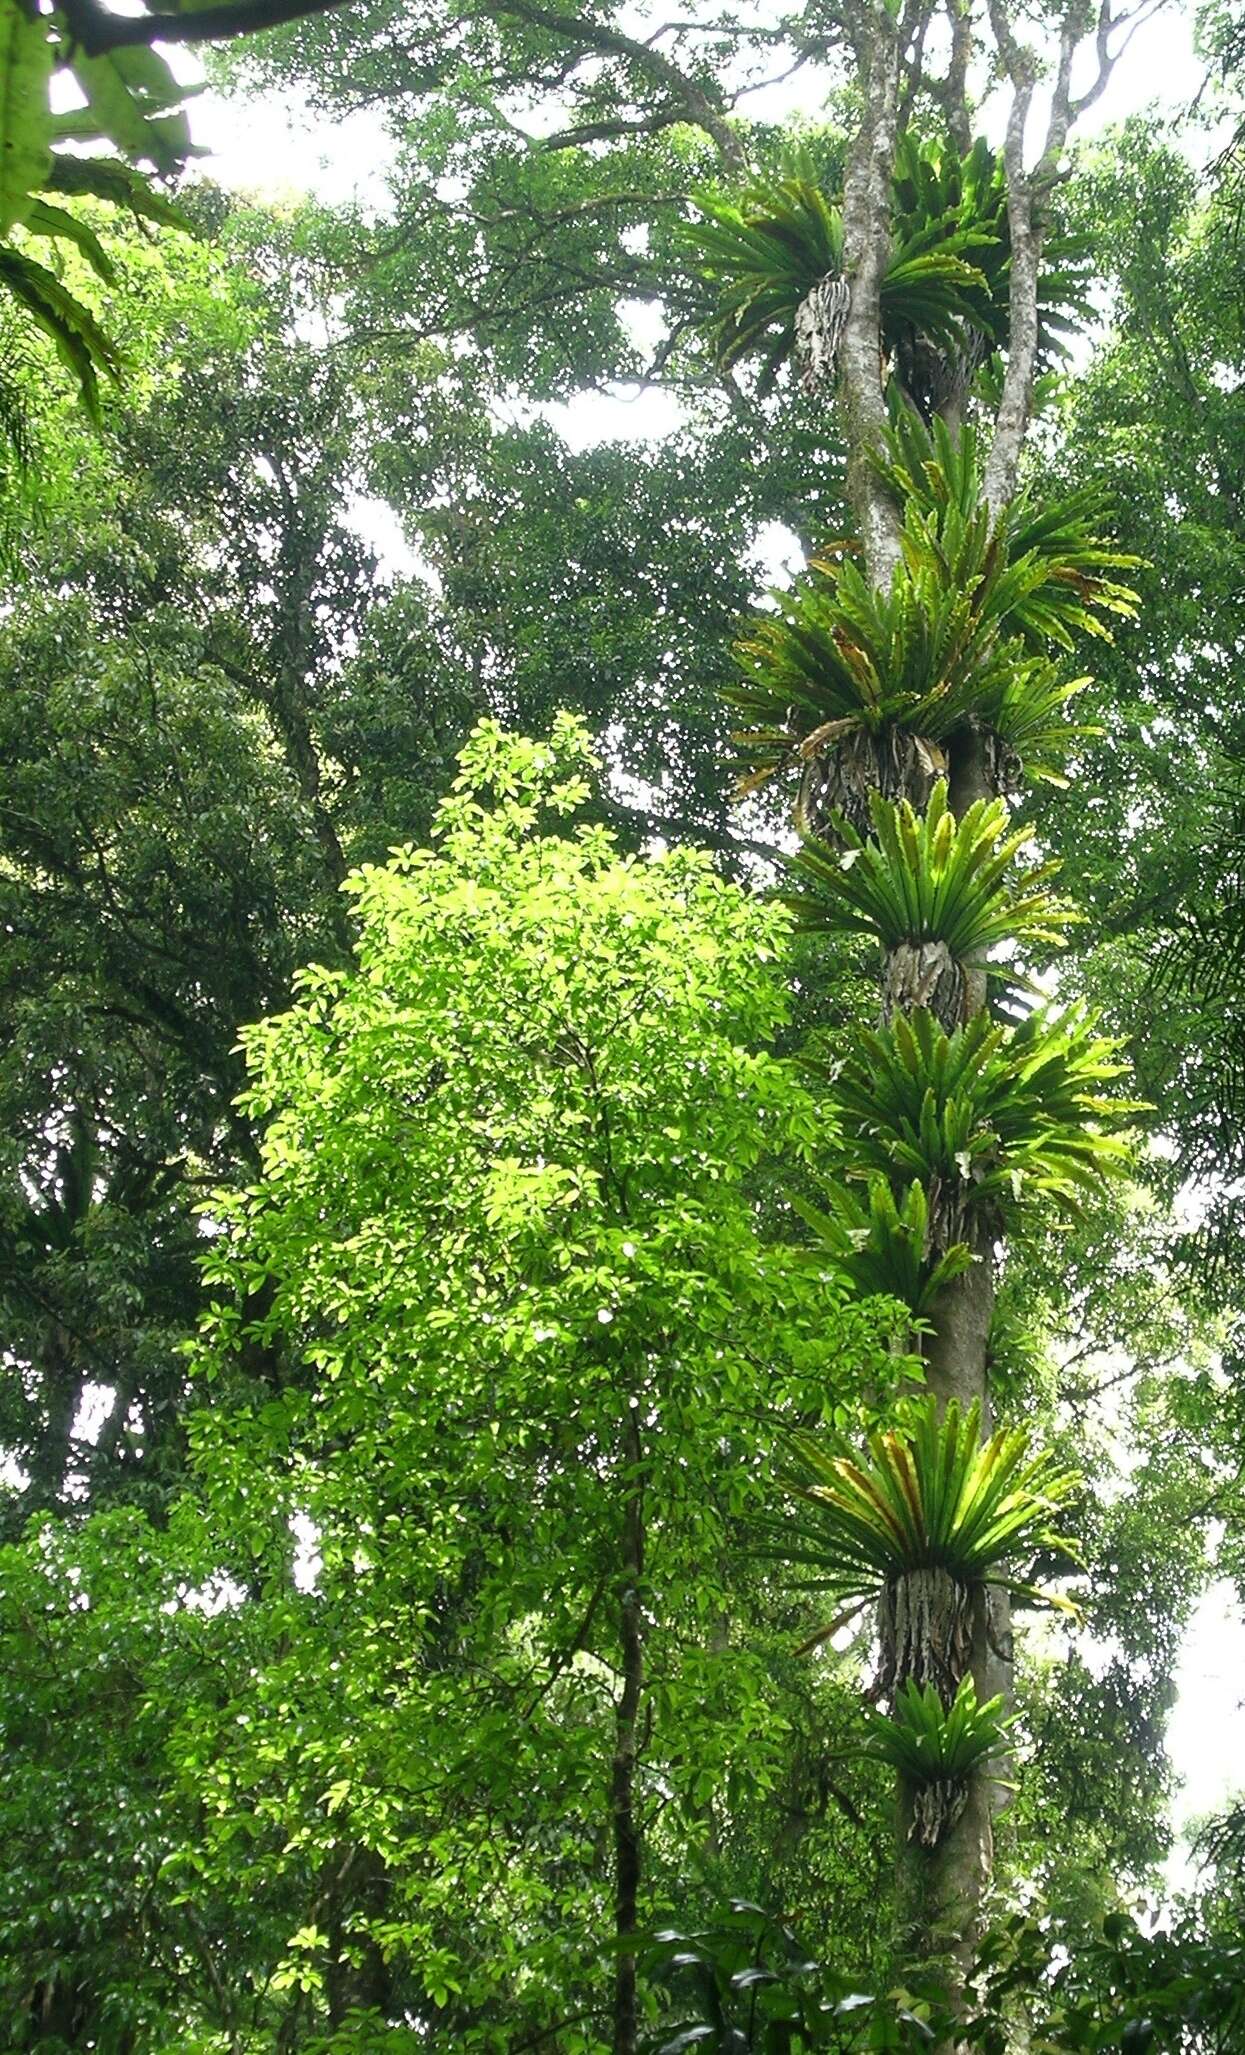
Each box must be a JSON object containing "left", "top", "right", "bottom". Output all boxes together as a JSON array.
[
  {"left": 57, "top": 42, "right": 195, "bottom": 177},
  {"left": 24, "top": 196, "right": 116, "bottom": 282},
  {"left": 0, "top": 243, "right": 121, "bottom": 419},
  {"left": 42, "top": 151, "right": 194, "bottom": 232},
  {"left": 0, "top": 0, "right": 53, "bottom": 234}
]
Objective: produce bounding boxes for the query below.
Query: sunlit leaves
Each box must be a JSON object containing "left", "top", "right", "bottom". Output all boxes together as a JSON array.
[{"left": 179, "top": 718, "right": 903, "bottom": 2042}]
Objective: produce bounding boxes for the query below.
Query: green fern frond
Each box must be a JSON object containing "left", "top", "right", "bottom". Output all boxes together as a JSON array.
[
  {"left": 862, "top": 1674, "right": 1011, "bottom": 1783},
  {"left": 23, "top": 197, "right": 116, "bottom": 282},
  {"left": 876, "top": 406, "right": 1141, "bottom": 649},
  {"left": 0, "top": 244, "right": 120, "bottom": 421},
  {"left": 769, "top": 1395, "right": 1080, "bottom": 1607},
  {"left": 0, "top": 0, "right": 53, "bottom": 235},
  {"left": 784, "top": 779, "right": 1077, "bottom": 964},
  {"left": 807, "top": 1002, "right": 1142, "bottom": 1238},
  {"left": 41, "top": 153, "right": 193, "bottom": 233},
  {"left": 791, "top": 1175, "right": 973, "bottom": 1316}
]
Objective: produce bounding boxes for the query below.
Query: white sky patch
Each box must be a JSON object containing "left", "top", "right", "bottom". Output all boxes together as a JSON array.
[
  {"left": 751, "top": 518, "right": 806, "bottom": 584},
  {"left": 190, "top": 83, "right": 397, "bottom": 209},
  {"left": 292, "top": 1511, "right": 323, "bottom": 1592},
  {"left": 1165, "top": 1580, "right": 1245, "bottom": 1892},
  {"left": 347, "top": 490, "right": 422, "bottom": 580}
]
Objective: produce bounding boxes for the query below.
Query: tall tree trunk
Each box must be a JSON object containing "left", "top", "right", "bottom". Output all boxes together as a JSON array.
[
  {"left": 839, "top": 0, "right": 903, "bottom": 591},
  {"left": 612, "top": 1411, "right": 645, "bottom": 2055}
]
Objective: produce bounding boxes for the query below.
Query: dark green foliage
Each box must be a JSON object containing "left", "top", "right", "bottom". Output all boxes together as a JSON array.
[
  {"left": 790, "top": 1177, "right": 972, "bottom": 1318},
  {"left": 683, "top": 135, "right": 1093, "bottom": 407},
  {"left": 784, "top": 780, "right": 1073, "bottom": 963},
  {"left": 639, "top": 1901, "right": 938, "bottom": 2052}
]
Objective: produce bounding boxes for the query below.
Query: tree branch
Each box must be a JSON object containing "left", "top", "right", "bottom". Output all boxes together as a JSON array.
[
  {"left": 488, "top": 0, "right": 745, "bottom": 168},
  {"left": 57, "top": 0, "right": 348, "bottom": 55},
  {"left": 837, "top": 0, "right": 903, "bottom": 588},
  {"left": 985, "top": 0, "right": 1160, "bottom": 511}
]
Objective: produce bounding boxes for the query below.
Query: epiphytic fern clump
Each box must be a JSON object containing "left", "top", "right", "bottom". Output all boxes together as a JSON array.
[
  {"left": 770, "top": 1398, "right": 1080, "bottom": 1681},
  {"left": 725, "top": 414, "right": 1137, "bottom": 832},
  {"left": 784, "top": 780, "right": 1075, "bottom": 1025},
  {"left": 681, "top": 143, "right": 994, "bottom": 401},
  {"left": 682, "top": 135, "right": 1092, "bottom": 416},
  {"left": 728, "top": 553, "right": 1098, "bottom": 836},
  {"left": 807, "top": 1002, "right": 1139, "bottom": 1250},
  {"left": 863, "top": 1675, "right": 1013, "bottom": 1846},
  {"left": 791, "top": 1176, "right": 972, "bottom": 1318}
]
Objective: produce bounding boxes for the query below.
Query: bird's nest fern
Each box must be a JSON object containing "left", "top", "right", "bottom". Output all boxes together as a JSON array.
[
  {"left": 805, "top": 1001, "right": 1141, "bottom": 1249},
  {"left": 863, "top": 1675, "right": 1014, "bottom": 1846},
  {"left": 682, "top": 132, "right": 1093, "bottom": 410},
  {"left": 783, "top": 779, "right": 1077, "bottom": 1024}
]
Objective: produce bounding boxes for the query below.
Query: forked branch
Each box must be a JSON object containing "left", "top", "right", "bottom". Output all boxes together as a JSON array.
[{"left": 985, "top": 0, "right": 1169, "bottom": 510}]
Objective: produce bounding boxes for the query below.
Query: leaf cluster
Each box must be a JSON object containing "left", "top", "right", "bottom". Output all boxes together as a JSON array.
[
  {"left": 0, "top": 1, "right": 195, "bottom": 419},
  {"left": 874, "top": 409, "right": 1140, "bottom": 650},
  {"left": 861, "top": 1675, "right": 1011, "bottom": 1785},
  {"left": 639, "top": 1899, "right": 942, "bottom": 2053},
  {"left": 810, "top": 1003, "right": 1140, "bottom": 1238},
  {"left": 773, "top": 1396, "right": 1080, "bottom": 1609},
  {"left": 728, "top": 409, "right": 1137, "bottom": 802},
  {"left": 784, "top": 780, "right": 1074, "bottom": 965}
]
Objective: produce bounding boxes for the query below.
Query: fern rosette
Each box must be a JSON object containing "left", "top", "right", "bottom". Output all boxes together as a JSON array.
[
  {"left": 808, "top": 1002, "right": 1140, "bottom": 1250},
  {"left": 864, "top": 1676, "right": 1014, "bottom": 1846},
  {"left": 791, "top": 1176, "right": 972, "bottom": 1317},
  {"left": 785, "top": 780, "right": 1076, "bottom": 1026},
  {"left": 769, "top": 1398, "right": 1080, "bottom": 1697}
]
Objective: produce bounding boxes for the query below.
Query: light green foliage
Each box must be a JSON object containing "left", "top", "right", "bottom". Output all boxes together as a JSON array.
[
  {"left": 785, "top": 780, "right": 1074, "bottom": 965},
  {"left": 162, "top": 717, "right": 902, "bottom": 2043},
  {"left": 774, "top": 1397, "right": 1079, "bottom": 1612},
  {"left": 811, "top": 1003, "right": 1140, "bottom": 1242},
  {"left": 0, "top": 0, "right": 195, "bottom": 421}
]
